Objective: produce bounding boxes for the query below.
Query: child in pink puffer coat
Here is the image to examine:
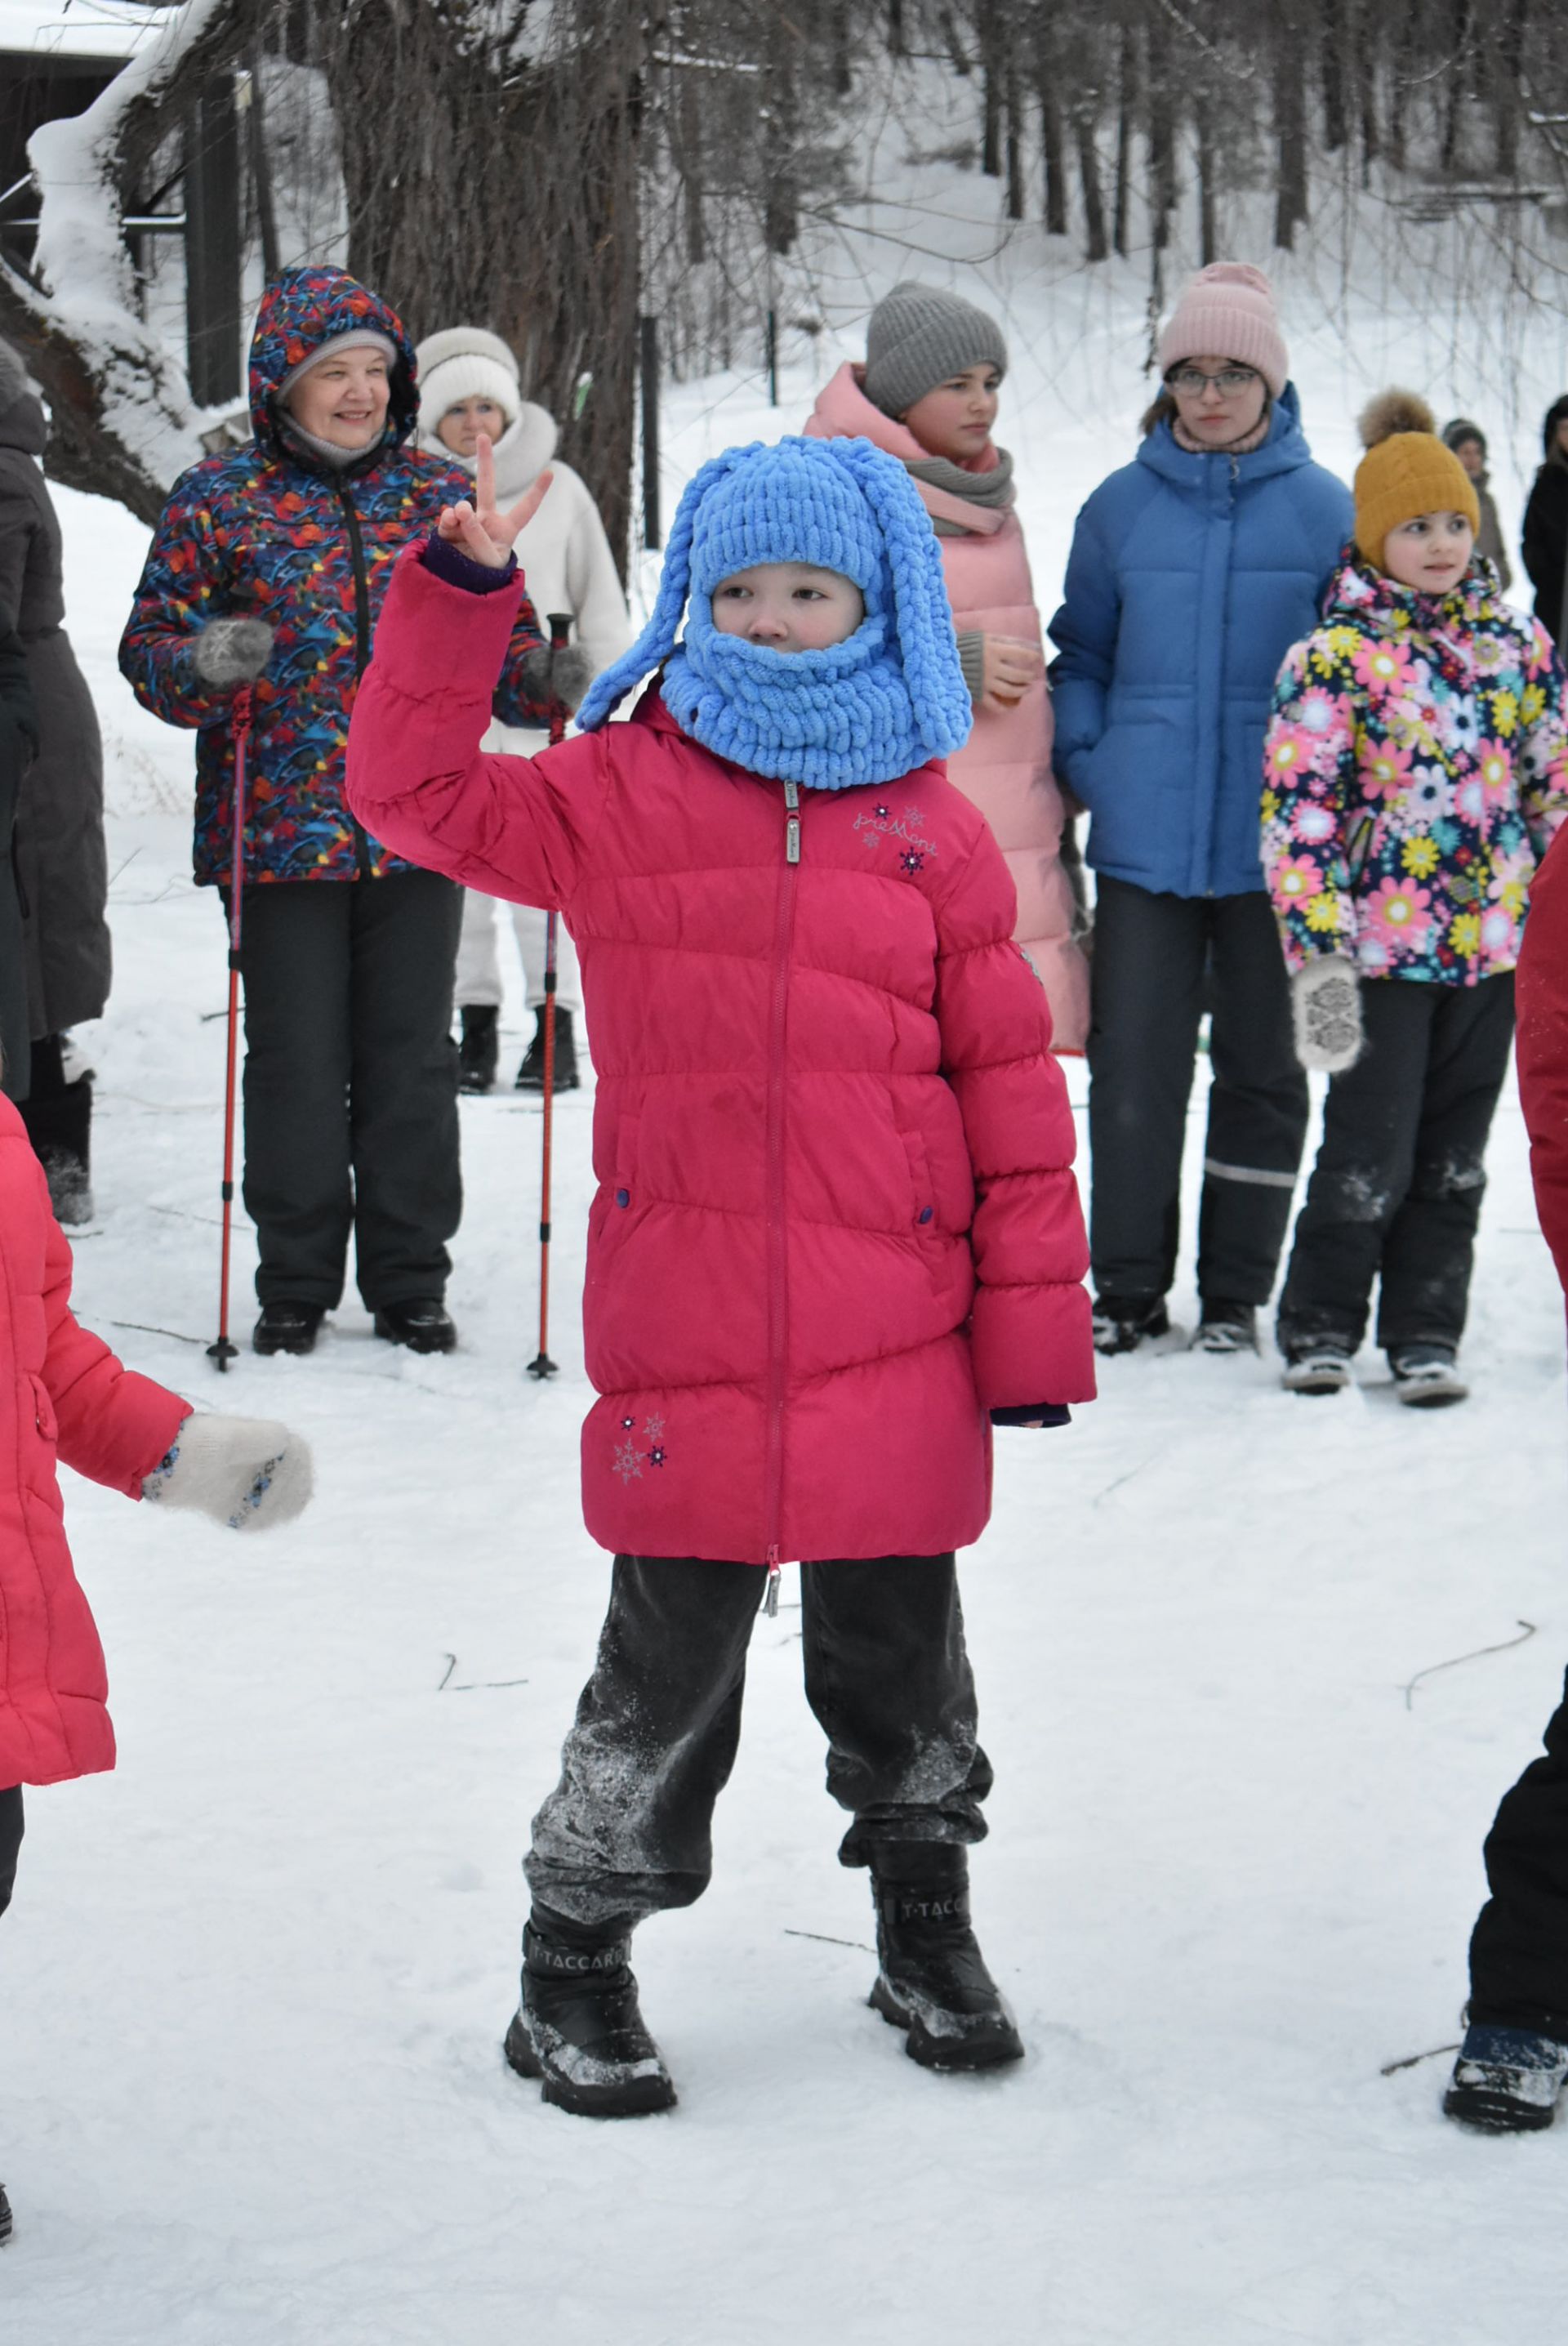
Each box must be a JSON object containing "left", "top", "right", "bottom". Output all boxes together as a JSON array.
[
  {"left": 0, "top": 1094, "right": 312, "bottom": 2241},
  {"left": 805, "top": 283, "right": 1089, "bottom": 1050},
  {"left": 346, "top": 431, "right": 1094, "bottom": 2121}
]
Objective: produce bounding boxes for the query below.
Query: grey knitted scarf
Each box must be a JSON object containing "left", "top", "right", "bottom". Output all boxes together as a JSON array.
[{"left": 903, "top": 447, "right": 1016, "bottom": 536}]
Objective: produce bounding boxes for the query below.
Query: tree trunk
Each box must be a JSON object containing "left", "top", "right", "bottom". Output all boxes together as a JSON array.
[
  {"left": 1112, "top": 25, "right": 1134, "bottom": 257},
  {"left": 1494, "top": 0, "right": 1529, "bottom": 176},
  {"left": 1147, "top": 21, "right": 1176, "bottom": 252},
  {"left": 1196, "top": 100, "right": 1217, "bottom": 265},
  {"left": 1074, "top": 99, "right": 1107, "bottom": 261},
  {"left": 1007, "top": 56, "right": 1027, "bottom": 222},
  {"left": 1273, "top": 12, "right": 1309, "bottom": 249},
  {"left": 1321, "top": 0, "right": 1348, "bottom": 151},
  {"left": 1441, "top": 0, "right": 1473, "bottom": 172},
  {"left": 1037, "top": 20, "right": 1067, "bottom": 234},
  {"left": 980, "top": 0, "right": 1003, "bottom": 178}
]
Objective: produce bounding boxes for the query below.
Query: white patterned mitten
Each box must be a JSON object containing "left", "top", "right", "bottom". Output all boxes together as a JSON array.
[
  {"left": 141, "top": 1414, "right": 314, "bottom": 1533},
  {"left": 192, "top": 617, "right": 275, "bottom": 687},
  {"left": 1290, "top": 956, "right": 1365, "bottom": 1074}
]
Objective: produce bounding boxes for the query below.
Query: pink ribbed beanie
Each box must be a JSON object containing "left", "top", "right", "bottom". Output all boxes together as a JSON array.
[{"left": 1156, "top": 263, "right": 1289, "bottom": 399}]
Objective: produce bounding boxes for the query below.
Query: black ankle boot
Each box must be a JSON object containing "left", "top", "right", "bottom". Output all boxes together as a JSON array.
[
  {"left": 505, "top": 1911, "right": 676, "bottom": 2119},
  {"left": 19, "top": 1073, "right": 93, "bottom": 1224},
  {"left": 515, "top": 1006, "right": 581, "bottom": 1092},
  {"left": 867, "top": 1844, "right": 1024, "bottom": 2072},
  {"left": 458, "top": 1005, "right": 499, "bottom": 1095}
]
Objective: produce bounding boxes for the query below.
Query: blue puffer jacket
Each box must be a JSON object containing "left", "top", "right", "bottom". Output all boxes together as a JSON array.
[{"left": 1048, "top": 386, "right": 1352, "bottom": 899}]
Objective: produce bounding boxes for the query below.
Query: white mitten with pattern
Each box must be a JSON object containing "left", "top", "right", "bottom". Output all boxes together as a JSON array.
[
  {"left": 141, "top": 1414, "right": 314, "bottom": 1532},
  {"left": 1290, "top": 955, "right": 1365, "bottom": 1074}
]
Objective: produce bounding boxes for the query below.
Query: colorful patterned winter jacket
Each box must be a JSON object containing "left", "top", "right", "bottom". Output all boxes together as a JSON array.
[
  {"left": 0, "top": 1094, "right": 189, "bottom": 1786},
  {"left": 347, "top": 550, "right": 1095, "bottom": 1568},
  {"left": 1262, "top": 553, "right": 1568, "bottom": 983},
  {"left": 119, "top": 265, "right": 549, "bottom": 885}
]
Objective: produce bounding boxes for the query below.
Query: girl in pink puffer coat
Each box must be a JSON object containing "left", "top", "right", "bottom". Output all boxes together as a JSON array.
[
  {"left": 346, "top": 432, "right": 1094, "bottom": 2121},
  {"left": 805, "top": 283, "right": 1090, "bottom": 1051},
  {"left": 0, "top": 1095, "right": 311, "bottom": 2238}
]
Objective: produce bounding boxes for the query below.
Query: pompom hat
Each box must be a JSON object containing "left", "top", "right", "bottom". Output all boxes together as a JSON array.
[
  {"left": 414, "top": 325, "right": 522, "bottom": 439},
  {"left": 1157, "top": 262, "right": 1289, "bottom": 399},
  {"left": 1353, "top": 389, "right": 1480, "bottom": 566},
  {"left": 577, "top": 435, "right": 971, "bottom": 789},
  {"left": 862, "top": 281, "right": 1008, "bottom": 419}
]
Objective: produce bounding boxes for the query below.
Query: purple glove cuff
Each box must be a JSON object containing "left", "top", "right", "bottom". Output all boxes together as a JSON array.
[{"left": 421, "top": 533, "right": 519, "bottom": 595}]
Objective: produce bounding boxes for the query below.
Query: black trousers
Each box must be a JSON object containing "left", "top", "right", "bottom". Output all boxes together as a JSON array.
[
  {"left": 0, "top": 1784, "right": 22, "bottom": 1921},
  {"left": 234, "top": 871, "right": 464, "bottom": 1310},
  {"left": 525, "top": 1553, "right": 991, "bottom": 1931},
  {"left": 1276, "top": 972, "right": 1515, "bottom": 1354},
  {"left": 1087, "top": 876, "right": 1309, "bottom": 1305},
  {"left": 1468, "top": 1671, "right": 1568, "bottom": 2037}
]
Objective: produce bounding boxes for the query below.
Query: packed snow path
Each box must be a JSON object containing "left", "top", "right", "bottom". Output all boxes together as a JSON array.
[{"left": 7, "top": 446, "right": 1568, "bottom": 2344}]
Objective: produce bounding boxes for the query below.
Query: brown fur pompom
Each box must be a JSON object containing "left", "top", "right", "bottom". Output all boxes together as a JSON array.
[{"left": 1358, "top": 389, "right": 1437, "bottom": 449}]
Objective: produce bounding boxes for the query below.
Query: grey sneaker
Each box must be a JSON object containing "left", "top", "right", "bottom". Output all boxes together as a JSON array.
[
  {"left": 1389, "top": 1345, "right": 1468, "bottom": 1408},
  {"left": 1281, "top": 1344, "right": 1352, "bottom": 1395}
]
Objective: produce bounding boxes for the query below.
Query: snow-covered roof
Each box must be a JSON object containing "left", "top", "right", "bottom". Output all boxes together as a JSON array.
[{"left": 0, "top": 0, "right": 166, "bottom": 63}]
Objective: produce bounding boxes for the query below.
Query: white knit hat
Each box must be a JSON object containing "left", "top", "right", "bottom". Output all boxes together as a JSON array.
[{"left": 415, "top": 325, "right": 521, "bottom": 438}]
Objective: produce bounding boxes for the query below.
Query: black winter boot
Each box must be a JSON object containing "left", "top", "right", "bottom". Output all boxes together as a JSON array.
[
  {"left": 19, "top": 1073, "right": 93, "bottom": 1224},
  {"left": 0, "top": 2180, "right": 11, "bottom": 2243},
  {"left": 515, "top": 1006, "right": 581, "bottom": 1092},
  {"left": 457, "top": 1005, "right": 500, "bottom": 1095},
  {"left": 253, "top": 1300, "right": 326, "bottom": 1356},
  {"left": 1091, "top": 1294, "right": 1169, "bottom": 1357},
  {"left": 505, "top": 1911, "right": 676, "bottom": 2119},
  {"left": 867, "top": 1844, "right": 1024, "bottom": 2072}
]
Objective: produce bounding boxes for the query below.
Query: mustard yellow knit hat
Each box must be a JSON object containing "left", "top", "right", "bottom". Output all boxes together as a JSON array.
[{"left": 1353, "top": 390, "right": 1480, "bottom": 568}]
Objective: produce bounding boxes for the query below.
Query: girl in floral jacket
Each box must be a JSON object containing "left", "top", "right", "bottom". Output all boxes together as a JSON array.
[{"left": 1262, "top": 392, "right": 1568, "bottom": 1402}]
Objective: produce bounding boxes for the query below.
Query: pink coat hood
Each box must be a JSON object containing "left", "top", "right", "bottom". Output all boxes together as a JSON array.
[
  {"left": 0, "top": 1099, "right": 189, "bottom": 1786},
  {"left": 349, "top": 551, "right": 1094, "bottom": 1567},
  {"left": 804, "top": 362, "right": 1089, "bottom": 1051}
]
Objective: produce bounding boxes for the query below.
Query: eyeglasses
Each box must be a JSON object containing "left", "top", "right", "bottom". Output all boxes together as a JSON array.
[{"left": 1167, "top": 366, "right": 1260, "bottom": 397}]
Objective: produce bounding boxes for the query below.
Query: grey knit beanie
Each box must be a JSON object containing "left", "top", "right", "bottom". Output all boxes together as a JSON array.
[{"left": 863, "top": 282, "right": 1008, "bottom": 419}]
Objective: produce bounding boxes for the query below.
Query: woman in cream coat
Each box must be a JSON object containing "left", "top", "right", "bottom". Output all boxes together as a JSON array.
[{"left": 416, "top": 326, "right": 630, "bottom": 1090}]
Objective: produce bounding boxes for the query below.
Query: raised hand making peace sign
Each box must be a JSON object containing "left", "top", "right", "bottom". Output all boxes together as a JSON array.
[{"left": 437, "top": 433, "right": 554, "bottom": 569}]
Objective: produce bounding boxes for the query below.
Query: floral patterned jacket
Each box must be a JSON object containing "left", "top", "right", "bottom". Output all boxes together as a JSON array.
[{"left": 1260, "top": 551, "right": 1568, "bottom": 983}]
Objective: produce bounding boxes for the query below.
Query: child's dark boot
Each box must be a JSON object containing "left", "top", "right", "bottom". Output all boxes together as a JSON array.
[
  {"left": 867, "top": 1844, "right": 1024, "bottom": 2072},
  {"left": 505, "top": 1908, "right": 676, "bottom": 2119},
  {"left": 1443, "top": 2023, "right": 1568, "bottom": 2132}
]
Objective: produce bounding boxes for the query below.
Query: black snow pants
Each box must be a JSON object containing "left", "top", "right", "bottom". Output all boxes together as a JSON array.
[
  {"left": 233, "top": 870, "right": 465, "bottom": 1311},
  {"left": 1467, "top": 1670, "right": 1568, "bottom": 2038},
  {"left": 0, "top": 1786, "right": 22, "bottom": 1921},
  {"left": 525, "top": 1553, "right": 991, "bottom": 1932},
  {"left": 1276, "top": 971, "right": 1515, "bottom": 1355},
  {"left": 1086, "top": 876, "right": 1310, "bottom": 1308}
]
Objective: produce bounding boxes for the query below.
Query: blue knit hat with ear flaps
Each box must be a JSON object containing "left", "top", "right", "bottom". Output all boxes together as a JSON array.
[{"left": 576, "top": 435, "right": 972, "bottom": 789}]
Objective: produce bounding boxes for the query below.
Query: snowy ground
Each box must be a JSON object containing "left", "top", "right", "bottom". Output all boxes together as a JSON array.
[{"left": 11, "top": 212, "right": 1568, "bottom": 2339}]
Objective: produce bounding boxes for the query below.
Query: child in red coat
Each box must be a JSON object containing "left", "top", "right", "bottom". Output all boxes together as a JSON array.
[
  {"left": 347, "top": 433, "right": 1094, "bottom": 2117},
  {"left": 0, "top": 1094, "right": 312, "bottom": 2237}
]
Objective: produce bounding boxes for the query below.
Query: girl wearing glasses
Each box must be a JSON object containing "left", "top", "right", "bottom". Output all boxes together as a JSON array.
[{"left": 1049, "top": 263, "right": 1352, "bottom": 1358}]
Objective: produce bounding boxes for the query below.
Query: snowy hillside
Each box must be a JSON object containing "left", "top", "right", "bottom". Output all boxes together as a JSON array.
[{"left": 8, "top": 86, "right": 1568, "bottom": 2346}]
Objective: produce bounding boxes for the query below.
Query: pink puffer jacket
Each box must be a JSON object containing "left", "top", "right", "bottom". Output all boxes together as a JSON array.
[
  {"left": 804, "top": 363, "right": 1089, "bottom": 1052},
  {"left": 349, "top": 551, "right": 1094, "bottom": 1566},
  {"left": 0, "top": 1099, "right": 189, "bottom": 1786}
]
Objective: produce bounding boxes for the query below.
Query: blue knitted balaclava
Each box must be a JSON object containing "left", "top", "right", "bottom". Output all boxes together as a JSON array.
[{"left": 576, "top": 435, "right": 972, "bottom": 789}]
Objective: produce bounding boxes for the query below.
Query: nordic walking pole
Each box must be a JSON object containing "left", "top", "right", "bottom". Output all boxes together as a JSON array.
[
  {"left": 207, "top": 684, "right": 252, "bottom": 1370},
  {"left": 527, "top": 613, "right": 575, "bottom": 1382}
]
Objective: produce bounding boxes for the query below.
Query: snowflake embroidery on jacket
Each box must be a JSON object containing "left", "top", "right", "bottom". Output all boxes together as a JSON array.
[
  {"left": 613, "top": 1413, "right": 670, "bottom": 1481},
  {"left": 900, "top": 849, "right": 924, "bottom": 875}
]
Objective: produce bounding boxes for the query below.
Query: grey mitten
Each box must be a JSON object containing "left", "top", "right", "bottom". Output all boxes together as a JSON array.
[
  {"left": 141, "top": 1413, "right": 314, "bottom": 1532},
  {"left": 1291, "top": 955, "right": 1365, "bottom": 1073},
  {"left": 518, "top": 641, "right": 594, "bottom": 716},
  {"left": 193, "top": 616, "right": 275, "bottom": 687}
]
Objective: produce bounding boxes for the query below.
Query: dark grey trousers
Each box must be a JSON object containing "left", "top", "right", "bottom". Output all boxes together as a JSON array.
[
  {"left": 0, "top": 1785, "right": 21, "bottom": 1920},
  {"left": 525, "top": 1553, "right": 991, "bottom": 1931},
  {"left": 1276, "top": 972, "right": 1515, "bottom": 1354},
  {"left": 233, "top": 871, "right": 464, "bottom": 1310},
  {"left": 1087, "top": 876, "right": 1309, "bottom": 1305}
]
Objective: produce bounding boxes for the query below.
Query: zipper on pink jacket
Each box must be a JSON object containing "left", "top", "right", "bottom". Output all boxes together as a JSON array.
[{"left": 763, "top": 780, "right": 801, "bottom": 1603}]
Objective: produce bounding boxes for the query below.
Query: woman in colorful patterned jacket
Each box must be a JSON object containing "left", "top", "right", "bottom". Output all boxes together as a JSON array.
[
  {"left": 1262, "top": 392, "right": 1568, "bottom": 1403},
  {"left": 120, "top": 266, "right": 552, "bottom": 1357}
]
